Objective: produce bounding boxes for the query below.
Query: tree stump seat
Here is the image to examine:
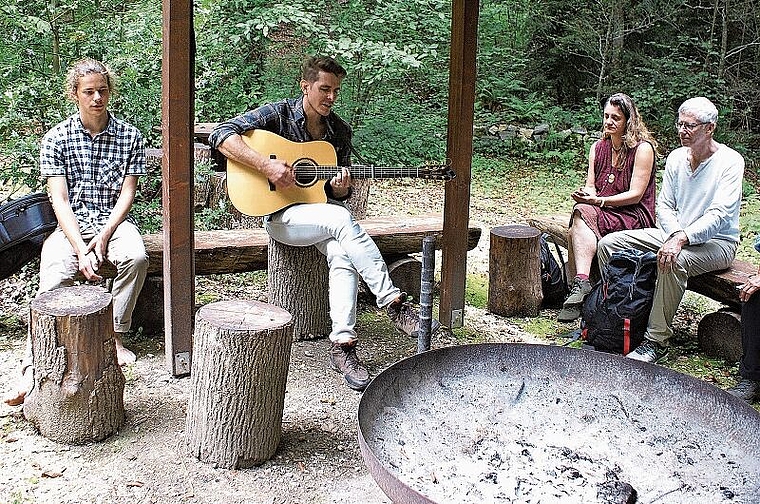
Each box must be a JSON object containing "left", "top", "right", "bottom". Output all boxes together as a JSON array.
[
  {"left": 488, "top": 224, "right": 543, "bottom": 317},
  {"left": 267, "top": 239, "right": 330, "bottom": 340},
  {"left": 186, "top": 300, "right": 293, "bottom": 469},
  {"left": 528, "top": 214, "right": 758, "bottom": 361},
  {"left": 23, "top": 285, "right": 125, "bottom": 444}
]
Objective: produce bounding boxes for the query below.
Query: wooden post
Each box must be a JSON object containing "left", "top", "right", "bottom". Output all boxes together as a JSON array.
[
  {"left": 186, "top": 300, "right": 293, "bottom": 469},
  {"left": 161, "top": 0, "right": 195, "bottom": 377},
  {"left": 23, "top": 285, "right": 125, "bottom": 444},
  {"left": 267, "top": 238, "right": 331, "bottom": 340},
  {"left": 488, "top": 225, "right": 543, "bottom": 317},
  {"left": 440, "top": 0, "right": 479, "bottom": 329}
]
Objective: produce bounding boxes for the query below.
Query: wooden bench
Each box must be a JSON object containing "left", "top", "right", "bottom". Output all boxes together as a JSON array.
[
  {"left": 129, "top": 214, "right": 482, "bottom": 333},
  {"left": 528, "top": 214, "right": 757, "bottom": 361}
]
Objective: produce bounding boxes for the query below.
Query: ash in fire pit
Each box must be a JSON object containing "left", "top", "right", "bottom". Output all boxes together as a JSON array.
[{"left": 358, "top": 343, "right": 760, "bottom": 504}]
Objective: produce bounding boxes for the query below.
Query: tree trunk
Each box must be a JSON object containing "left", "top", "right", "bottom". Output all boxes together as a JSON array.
[
  {"left": 268, "top": 238, "right": 331, "bottom": 340},
  {"left": 488, "top": 225, "right": 543, "bottom": 317},
  {"left": 344, "top": 179, "right": 371, "bottom": 220},
  {"left": 698, "top": 309, "right": 742, "bottom": 362},
  {"left": 23, "top": 285, "right": 125, "bottom": 444},
  {"left": 186, "top": 300, "right": 293, "bottom": 469}
]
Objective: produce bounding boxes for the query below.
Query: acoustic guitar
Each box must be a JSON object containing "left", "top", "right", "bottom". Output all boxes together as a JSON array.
[{"left": 226, "top": 129, "right": 455, "bottom": 216}]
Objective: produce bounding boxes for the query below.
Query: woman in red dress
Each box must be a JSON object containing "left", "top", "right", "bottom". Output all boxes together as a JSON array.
[{"left": 558, "top": 93, "right": 658, "bottom": 322}]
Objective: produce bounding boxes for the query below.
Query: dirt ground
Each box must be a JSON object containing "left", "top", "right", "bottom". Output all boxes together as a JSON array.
[
  {"left": 0, "top": 178, "right": 751, "bottom": 504},
  {"left": 0, "top": 179, "right": 546, "bottom": 504},
  {"left": 0, "top": 246, "right": 533, "bottom": 504}
]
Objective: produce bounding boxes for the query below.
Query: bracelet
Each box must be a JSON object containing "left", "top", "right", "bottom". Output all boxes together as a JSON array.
[{"left": 599, "top": 198, "right": 606, "bottom": 208}]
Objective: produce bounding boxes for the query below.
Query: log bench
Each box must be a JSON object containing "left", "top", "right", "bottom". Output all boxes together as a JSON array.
[
  {"left": 528, "top": 214, "right": 758, "bottom": 361},
  {"left": 128, "top": 214, "right": 482, "bottom": 334}
]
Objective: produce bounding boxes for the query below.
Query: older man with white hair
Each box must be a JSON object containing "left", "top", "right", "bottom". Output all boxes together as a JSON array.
[{"left": 597, "top": 97, "right": 745, "bottom": 363}]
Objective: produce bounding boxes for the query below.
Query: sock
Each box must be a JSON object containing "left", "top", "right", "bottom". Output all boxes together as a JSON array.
[{"left": 576, "top": 274, "right": 589, "bottom": 281}]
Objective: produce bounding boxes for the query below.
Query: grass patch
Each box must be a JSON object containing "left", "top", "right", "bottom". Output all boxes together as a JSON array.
[{"left": 465, "top": 273, "right": 488, "bottom": 309}]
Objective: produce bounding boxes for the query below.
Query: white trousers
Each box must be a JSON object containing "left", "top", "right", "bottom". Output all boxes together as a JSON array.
[
  {"left": 265, "top": 203, "right": 400, "bottom": 344},
  {"left": 598, "top": 228, "right": 736, "bottom": 344}
]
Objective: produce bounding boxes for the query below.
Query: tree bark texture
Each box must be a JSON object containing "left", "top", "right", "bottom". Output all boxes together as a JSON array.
[
  {"left": 698, "top": 309, "right": 742, "bottom": 363},
  {"left": 488, "top": 225, "right": 543, "bottom": 317},
  {"left": 267, "top": 238, "right": 330, "bottom": 340},
  {"left": 343, "top": 179, "right": 370, "bottom": 220},
  {"left": 186, "top": 300, "right": 293, "bottom": 469},
  {"left": 23, "top": 285, "right": 125, "bottom": 444}
]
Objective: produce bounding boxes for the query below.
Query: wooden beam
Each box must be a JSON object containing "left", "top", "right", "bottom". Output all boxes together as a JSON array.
[
  {"left": 161, "top": 0, "right": 195, "bottom": 376},
  {"left": 440, "top": 0, "right": 479, "bottom": 328}
]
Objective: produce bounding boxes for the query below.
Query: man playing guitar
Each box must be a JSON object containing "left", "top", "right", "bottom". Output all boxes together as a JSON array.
[{"left": 210, "top": 55, "right": 438, "bottom": 391}]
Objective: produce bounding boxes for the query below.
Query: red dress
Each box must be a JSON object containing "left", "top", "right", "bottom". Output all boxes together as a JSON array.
[{"left": 573, "top": 138, "right": 656, "bottom": 238}]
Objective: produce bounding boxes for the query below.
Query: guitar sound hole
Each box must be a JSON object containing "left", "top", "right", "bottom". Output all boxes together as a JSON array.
[{"left": 293, "top": 158, "right": 318, "bottom": 187}]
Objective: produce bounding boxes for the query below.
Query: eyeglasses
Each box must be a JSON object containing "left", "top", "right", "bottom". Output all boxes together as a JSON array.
[{"left": 674, "top": 121, "right": 707, "bottom": 132}]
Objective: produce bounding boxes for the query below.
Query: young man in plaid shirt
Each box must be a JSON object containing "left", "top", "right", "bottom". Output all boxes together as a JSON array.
[{"left": 4, "top": 58, "right": 148, "bottom": 406}]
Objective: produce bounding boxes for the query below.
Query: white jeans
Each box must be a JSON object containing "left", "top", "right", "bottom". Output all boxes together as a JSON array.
[
  {"left": 598, "top": 228, "right": 736, "bottom": 344},
  {"left": 265, "top": 203, "right": 400, "bottom": 344}
]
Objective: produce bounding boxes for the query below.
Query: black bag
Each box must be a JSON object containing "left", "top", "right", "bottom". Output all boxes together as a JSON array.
[
  {"left": 540, "top": 233, "right": 568, "bottom": 307},
  {"left": 580, "top": 249, "right": 657, "bottom": 355},
  {"left": 0, "top": 193, "right": 57, "bottom": 281}
]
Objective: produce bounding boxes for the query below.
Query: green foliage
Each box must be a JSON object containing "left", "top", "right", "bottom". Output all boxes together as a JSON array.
[
  {"left": 738, "top": 191, "right": 760, "bottom": 264},
  {"left": 0, "top": 0, "right": 758, "bottom": 230}
]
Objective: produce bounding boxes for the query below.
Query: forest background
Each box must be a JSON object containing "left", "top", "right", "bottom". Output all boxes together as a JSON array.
[{"left": 0, "top": 0, "right": 759, "bottom": 253}]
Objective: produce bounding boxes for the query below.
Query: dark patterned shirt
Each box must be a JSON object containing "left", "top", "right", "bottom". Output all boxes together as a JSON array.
[
  {"left": 209, "top": 97, "right": 353, "bottom": 166},
  {"left": 40, "top": 113, "right": 146, "bottom": 231}
]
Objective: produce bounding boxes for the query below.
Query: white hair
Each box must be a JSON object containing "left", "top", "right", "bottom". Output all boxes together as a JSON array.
[{"left": 678, "top": 97, "right": 718, "bottom": 124}]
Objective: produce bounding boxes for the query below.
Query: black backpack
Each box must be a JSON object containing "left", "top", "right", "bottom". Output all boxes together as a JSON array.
[
  {"left": 580, "top": 249, "right": 657, "bottom": 355},
  {"left": 540, "top": 233, "right": 568, "bottom": 307},
  {"left": 0, "top": 193, "right": 57, "bottom": 281}
]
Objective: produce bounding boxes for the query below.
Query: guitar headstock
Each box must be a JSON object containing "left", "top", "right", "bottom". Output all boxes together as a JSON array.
[{"left": 418, "top": 164, "right": 456, "bottom": 181}]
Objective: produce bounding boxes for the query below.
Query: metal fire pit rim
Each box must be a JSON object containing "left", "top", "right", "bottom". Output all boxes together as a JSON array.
[{"left": 357, "top": 342, "right": 760, "bottom": 504}]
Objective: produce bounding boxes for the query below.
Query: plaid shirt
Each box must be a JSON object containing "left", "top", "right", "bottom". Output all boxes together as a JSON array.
[
  {"left": 40, "top": 113, "right": 146, "bottom": 231},
  {"left": 209, "top": 97, "right": 353, "bottom": 166}
]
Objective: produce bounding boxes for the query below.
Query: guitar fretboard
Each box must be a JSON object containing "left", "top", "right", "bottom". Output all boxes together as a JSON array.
[{"left": 295, "top": 164, "right": 450, "bottom": 181}]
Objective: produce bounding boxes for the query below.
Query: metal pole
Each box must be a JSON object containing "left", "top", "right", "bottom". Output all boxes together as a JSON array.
[{"left": 418, "top": 235, "right": 436, "bottom": 353}]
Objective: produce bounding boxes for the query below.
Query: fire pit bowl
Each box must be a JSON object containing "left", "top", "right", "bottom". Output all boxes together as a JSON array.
[{"left": 358, "top": 343, "right": 760, "bottom": 504}]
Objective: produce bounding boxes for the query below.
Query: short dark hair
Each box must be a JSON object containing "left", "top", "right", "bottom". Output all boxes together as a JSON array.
[{"left": 301, "top": 56, "right": 347, "bottom": 83}]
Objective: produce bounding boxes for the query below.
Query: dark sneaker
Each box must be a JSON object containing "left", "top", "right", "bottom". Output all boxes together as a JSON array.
[
  {"left": 557, "top": 303, "right": 582, "bottom": 322},
  {"left": 557, "top": 278, "right": 592, "bottom": 322},
  {"left": 387, "top": 293, "right": 441, "bottom": 338},
  {"left": 626, "top": 340, "right": 669, "bottom": 363},
  {"left": 329, "top": 341, "right": 370, "bottom": 391},
  {"left": 727, "top": 379, "right": 760, "bottom": 403}
]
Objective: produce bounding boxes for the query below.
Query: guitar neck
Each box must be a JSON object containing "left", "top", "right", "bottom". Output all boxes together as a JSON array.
[{"left": 314, "top": 165, "right": 424, "bottom": 179}]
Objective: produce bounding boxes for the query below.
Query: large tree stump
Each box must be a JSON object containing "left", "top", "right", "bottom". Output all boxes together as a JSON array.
[
  {"left": 23, "top": 285, "right": 125, "bottom": 444},
  {"left": 488, "top": 225, "right": 543, "bottom": 317},
  {"left": 698, "top": 309, "right": 742, "bottom": 362},
  {"left": 268, "top": 238, "right": 331, "bottom": 340},
  {"left": 186, "top": 300, "right": 293, "bottom": 469}
]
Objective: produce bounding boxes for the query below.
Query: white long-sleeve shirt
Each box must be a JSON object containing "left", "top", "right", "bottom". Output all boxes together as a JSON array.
[{"left": 656, "top": 144, "right": 744, "bottom": 245}]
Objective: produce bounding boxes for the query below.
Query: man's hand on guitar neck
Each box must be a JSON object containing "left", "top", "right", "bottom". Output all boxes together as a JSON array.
[{"left": 329, "top": 166, "right": 352, "bottom": 199}]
